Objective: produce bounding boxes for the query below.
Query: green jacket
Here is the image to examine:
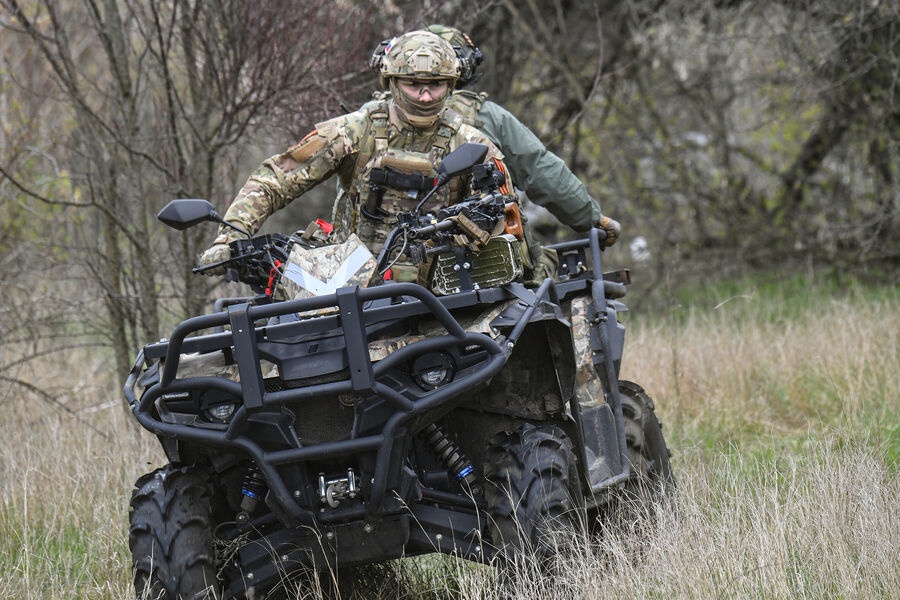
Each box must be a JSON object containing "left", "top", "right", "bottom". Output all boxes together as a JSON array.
[{"left": 472, "top": 97, "right": 603, "bottom": 232}]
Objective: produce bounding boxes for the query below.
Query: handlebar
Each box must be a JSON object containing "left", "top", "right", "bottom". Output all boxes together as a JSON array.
[
  {"left": 192, "top": 256, "right": 241, "bottom": 275},
  {"left": 193, "top": 191, "right": 512, "bottom": 291},
  {"left": 405, "top": 218, "right": 457, "bottom": 240}
]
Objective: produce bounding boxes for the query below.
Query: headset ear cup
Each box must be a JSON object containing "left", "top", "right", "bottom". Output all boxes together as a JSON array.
[
  {"left": 454, "top": 48, "right": 471, "bottom": 85},
  {"left": 370, "top": 38, "right": 394, "bottom": 73},
  {"left": 451, "top": 42, "right": 482, "bottom": 88}
]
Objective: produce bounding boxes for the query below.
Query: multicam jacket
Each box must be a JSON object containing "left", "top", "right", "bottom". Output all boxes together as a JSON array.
[{"left": 215, "top": 101, "right": 511, "bottom": 256}]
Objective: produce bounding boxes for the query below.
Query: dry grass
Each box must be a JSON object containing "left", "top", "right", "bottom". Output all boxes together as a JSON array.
[
  {"left": 622, "top": 279, "right": 899, "bottom": 449},
  {"left": 0, "top": 351, "right": 163, "bottom": 599},
  {"left": 0, "top": 277, "right": 897, "bottom": 599}
]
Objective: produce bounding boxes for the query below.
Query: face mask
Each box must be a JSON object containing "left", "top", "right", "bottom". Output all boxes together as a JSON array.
[{"left": 389, "top": 78, "right": 450, "bottom": 128}]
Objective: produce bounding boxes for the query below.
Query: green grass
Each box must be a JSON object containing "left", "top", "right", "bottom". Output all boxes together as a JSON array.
[{"left": 0, "top": 274, "right": 897, "bottom": 599}]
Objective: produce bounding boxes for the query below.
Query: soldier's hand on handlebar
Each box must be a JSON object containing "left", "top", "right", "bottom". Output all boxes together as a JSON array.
[
  {"left": 597, "top": 216, "right": 621, "bottom": 247},
  {"left": 197, "top": 243, "right": 232, "bottom": 276}
]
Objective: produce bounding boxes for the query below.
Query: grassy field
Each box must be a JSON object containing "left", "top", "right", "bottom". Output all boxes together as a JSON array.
[{"left": 0, "top": 274, "right": 897, "bottom": 599}]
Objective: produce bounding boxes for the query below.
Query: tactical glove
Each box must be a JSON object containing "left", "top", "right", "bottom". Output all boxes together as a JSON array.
[
  {"left": 198, "top": 243, "right": 231, "bottom": 276},
  {"left": 597, "top": 216, "right": 621, "bottom": 247}
]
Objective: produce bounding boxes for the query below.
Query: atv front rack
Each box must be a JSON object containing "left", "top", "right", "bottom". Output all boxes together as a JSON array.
[
  {"left": 125, "top": 232, "right": 628, "bottom": 523},
  {"left": 125, "top": 281, "right": 566, "bottom": 524}
]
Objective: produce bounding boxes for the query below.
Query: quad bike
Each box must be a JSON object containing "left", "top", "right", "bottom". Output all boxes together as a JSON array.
[{"left": 125, "top": 143, "right": 673, "bottom": 599}]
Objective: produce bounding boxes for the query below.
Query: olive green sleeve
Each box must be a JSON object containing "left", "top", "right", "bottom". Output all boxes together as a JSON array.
[{"left": 477, "top": 101, "right": 603, "bottom": 232}]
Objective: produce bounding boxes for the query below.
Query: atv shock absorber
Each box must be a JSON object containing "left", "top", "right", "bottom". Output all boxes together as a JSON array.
[
  {"left": 421, "top": 423, "right": 482, "bottom": 495},
  {"left": 238, "top": 463, "right": 267, "bottom": 522}
]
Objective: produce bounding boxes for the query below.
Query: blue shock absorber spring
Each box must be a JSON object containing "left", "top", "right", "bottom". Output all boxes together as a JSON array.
[{"left": 421, "top": 423, "right": 481, "bottom": 495}]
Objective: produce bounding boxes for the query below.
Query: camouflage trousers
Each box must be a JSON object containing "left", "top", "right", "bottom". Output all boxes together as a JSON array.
[
  {"left": 330, "top": 188, "right": 356, "bottom": 244},
  {"left": 569, "top": 295, "right": 607, "bottom": 409},
  {"left": 526, "top": 243, "right": 558, "bottom": 284},
  {"left": 331, "top": 188, "right": 423, "bottom": 282}
]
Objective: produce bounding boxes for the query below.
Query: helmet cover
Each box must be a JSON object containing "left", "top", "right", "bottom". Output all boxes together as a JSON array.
[{"left": 379, "top": 30, "right": 461, "bottom": 84}]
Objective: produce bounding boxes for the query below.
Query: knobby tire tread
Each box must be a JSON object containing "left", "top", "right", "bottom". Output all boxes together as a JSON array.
[
  {"left": 129, "top": 464, "right": 221, "bottom": 600},
  {"left": 484, "top": 423, "right": 581, "bottom": 562}
]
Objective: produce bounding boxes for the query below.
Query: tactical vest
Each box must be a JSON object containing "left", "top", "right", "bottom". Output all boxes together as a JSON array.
[
  {"left": 447, "top": 90, "right": 488, "bottom": 128},
  {"left": 330, "top": 91, "right": 489, "bottom": 241},
  {"left": 344, "top": 100, "right": 468, "bottom": 260}
]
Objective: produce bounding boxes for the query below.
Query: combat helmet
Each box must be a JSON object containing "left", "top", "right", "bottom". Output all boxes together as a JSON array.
[
  {"left": 378, "top": 30, "right": 461, "bottom": 87},
  {"left": 371, "top": 26, "right": 483, "bottom": 89},
  {"left": 424, "top": 24, "right": 483, "bottom": 88}
]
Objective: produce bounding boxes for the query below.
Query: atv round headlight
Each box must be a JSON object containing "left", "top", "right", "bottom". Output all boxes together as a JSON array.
[
  {"left": 412, "top": 353, "right": 454, "bottom": 390},
  {"left": 205, "top": 402, "right": 236, "bottom": 422}
]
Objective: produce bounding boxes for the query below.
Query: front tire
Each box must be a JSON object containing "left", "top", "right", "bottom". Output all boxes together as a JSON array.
[
  {"left": 484, "top": 423, "right": 583, "bottom": 563},
  {"left": 129, "top": 464, "right": 221, "bottom": 600}
]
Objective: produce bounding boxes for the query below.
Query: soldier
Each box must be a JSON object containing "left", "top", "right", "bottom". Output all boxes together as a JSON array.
[
  {"left": 199, "top": 30, "right": 517, "bottom": 281},
  {"left": 362, "top": 27, "right": 620, "bottom": 416},
  {"left": 351, "top": 24, "right": 621, "bottom": 247}
]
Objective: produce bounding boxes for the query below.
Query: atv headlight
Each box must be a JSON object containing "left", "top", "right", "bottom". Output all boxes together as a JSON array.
[
  {"left": 205, "top": 402, "right": 237, "bottom": 423},
  {"left": 411, "top": 353, "right": 455, "bottom": 390}
]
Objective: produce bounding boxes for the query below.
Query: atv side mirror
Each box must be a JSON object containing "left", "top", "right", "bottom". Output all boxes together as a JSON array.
[
  {"left": 157, "top": 198, "right": 249, "bottom": 238},
  {"left": 437, "top": 143, "right": 489, "bottom": 180},
  {"left": 414, "top": 143, "right": 490, "bottom": 213},
  {"left": 158, "top": 199, "right": 220, "bottom": 230}
]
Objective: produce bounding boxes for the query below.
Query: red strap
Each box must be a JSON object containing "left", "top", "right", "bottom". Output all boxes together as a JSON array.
[
  {"left": 315, "top": 219, "right": 333, "bottom": 234},
  {"left": 265, "top": 259, "right": 284, "bottom": 297}
]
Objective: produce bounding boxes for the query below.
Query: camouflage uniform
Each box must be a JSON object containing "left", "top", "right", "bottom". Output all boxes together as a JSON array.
[
  {"left": 214, "top": 104, "right": 506, "bottom": 247},
  {"left": 331, "top": 91, "right": 565, "bottom": 281},
  {"left": 569, "top": 295, "right": 607, "bottom": 409},
  {"left": 380, "top": 26, "right": 612, "bottom": 414},
  {"left": 422, "top": 26, "right": 612, "bottom": 411},
  {"left": 209, "top": 32, "right": 513, "bottom": 281}
]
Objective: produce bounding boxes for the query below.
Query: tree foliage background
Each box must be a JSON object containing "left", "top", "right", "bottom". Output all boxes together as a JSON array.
[{"left": 1, "top": 0, "right": 897, "bottom": 408}]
